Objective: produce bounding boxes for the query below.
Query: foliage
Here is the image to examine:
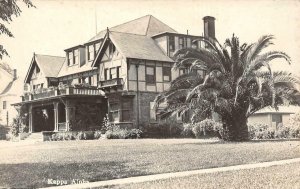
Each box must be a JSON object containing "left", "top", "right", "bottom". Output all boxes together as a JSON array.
[
  {"left": 104, "top": 125, "right": 143, "bottom": 139},
  {"left": 0, "top": 0, "right": 35, "bottom": 59},
  {"left": 9, "top": 117, "right": 20, "bottom": 137},
  {"left": 155, "top": 34, "right": 300, "bottom": 141},
  {"left": 248, "top": 122, "right": 300, "bottom": 139},
  {"left": 192, "top": 118, "right": 223, "bottom": 138},
  {"left": 94, "top": 130, "right": 102, "bottom": 139},
  {"left": 142, "top": 122, "right": 183, "bottom": 138},
  {"left": 181, "top": 123, "right": 195, "bottom": 138}
]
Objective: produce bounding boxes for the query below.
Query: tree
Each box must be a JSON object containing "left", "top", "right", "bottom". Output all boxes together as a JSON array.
[
  {"left": 0, "top": 0, "right": 35, "bottom": 59},
  {"left": 154, "top": 35, "right": 300, "bottom": 141}
]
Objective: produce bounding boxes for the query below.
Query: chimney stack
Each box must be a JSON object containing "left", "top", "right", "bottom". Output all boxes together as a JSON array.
[
  {"left": 13, "top": 69, "right": 17, "bottom": 80},
  {"left": 203, "top": 16, "right": 215, "bottom": 39}
]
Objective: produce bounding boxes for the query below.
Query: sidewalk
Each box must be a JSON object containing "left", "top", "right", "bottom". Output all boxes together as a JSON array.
[{"left": 42, "top": 157, "right": 300, "bottom": 189}]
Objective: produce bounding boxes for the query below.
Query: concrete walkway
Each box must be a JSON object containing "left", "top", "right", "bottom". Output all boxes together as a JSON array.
[{"left": 42, "top": 157, "right": 300, "bottom": 189}]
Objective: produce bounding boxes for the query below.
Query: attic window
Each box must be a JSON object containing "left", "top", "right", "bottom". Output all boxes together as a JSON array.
[
  {"left": 74, "top": 49, "right": 79, "bottom": 65},
  {"left": 36, "top": 66, "right": 40, "bottom": 73},
  {"left": 109, "top": 43, "right": 116, "bottom": 56}
]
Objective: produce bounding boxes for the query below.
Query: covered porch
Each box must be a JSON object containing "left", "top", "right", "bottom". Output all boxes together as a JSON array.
[{"left": 17, "top": 95, "right": 107, "bottom": 133}]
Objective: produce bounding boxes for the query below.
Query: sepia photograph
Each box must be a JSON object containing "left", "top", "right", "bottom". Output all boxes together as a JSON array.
[{"left": 0, "top": 0, "right": 300, "bottom": 188}]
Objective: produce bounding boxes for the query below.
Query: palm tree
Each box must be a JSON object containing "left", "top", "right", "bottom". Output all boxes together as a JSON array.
[{"left": 154, "top": 35, "right": 300, "bottom": 141}]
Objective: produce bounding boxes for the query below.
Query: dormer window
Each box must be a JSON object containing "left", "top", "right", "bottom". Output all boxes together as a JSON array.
[
  {"left": 74, "top": 49, "right": 79, "bottom": 65},
  {"left": 88, "top": 44, "right": 94, "bottom": 61},
  {"left": 68, "top": 51, "right": 73, "bottom": 66}
]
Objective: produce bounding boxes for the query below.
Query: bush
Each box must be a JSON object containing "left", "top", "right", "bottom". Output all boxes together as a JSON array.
[
  {"left": 126, "top": 129, "right": 143, "bottom": 139},
  {"left": 94, "top": 131, "right": 102, "bottom": 139},
  {"left": 142, "top": 122, "right": 183, "bottom": 138},
  {"left": 192, "top": 119, "right": 222, "bottom": 139},
  {"left": 181, "top": 123, "right": 195, "bottom": 138},
  {"left": 105, "top": 128, "right": 143, "bottom": 139},
  {"left": 248, "top": 123, "right": 275, "bottom": 139},
  {"left": 76, "top": 131, "right": 84, "bottom": 140}
]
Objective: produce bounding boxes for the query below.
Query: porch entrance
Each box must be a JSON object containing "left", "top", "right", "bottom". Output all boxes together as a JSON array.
[{"left": 32, "top": 104, "right": 55, "bottom": 132}]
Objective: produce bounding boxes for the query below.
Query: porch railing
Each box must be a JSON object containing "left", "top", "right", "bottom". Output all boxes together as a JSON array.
[
  {"left": 22, "top": 86, "right": 104, "bottom": 102},
  {"left": 58, "top": 122, "right": 66, "bottom": 131}
]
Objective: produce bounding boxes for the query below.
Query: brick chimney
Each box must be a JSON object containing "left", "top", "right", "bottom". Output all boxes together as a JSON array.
[{"left": 203, "top": 16, "right": 215, "bottom": 39}]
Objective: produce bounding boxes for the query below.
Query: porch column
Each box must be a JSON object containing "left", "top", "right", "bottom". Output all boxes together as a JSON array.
[
  {"left": 53, "top": 102, "right": 59, "bottom": 131},
  {"left": 65, "top": 100, "right": 75, "bottom": 131},
  {"left": 28, "top": 104, "right": 33, "bottom": 133}
]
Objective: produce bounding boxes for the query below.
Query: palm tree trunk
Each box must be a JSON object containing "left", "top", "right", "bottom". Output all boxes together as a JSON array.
[{"left": 222, "top": 115, "right": 249, "bottom": 141}]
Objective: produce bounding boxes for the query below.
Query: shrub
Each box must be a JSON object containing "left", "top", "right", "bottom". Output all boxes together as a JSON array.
[
  {"left": 94, "top": 131, "right": 102, "bottom": 139},
  {"left": 105, "top": 128, "right": 143, "bottom": 139},
  {"left": 83, "top": 131, "right": 94, "bottom": 140},
  {"left": 192, "top": 119, "right": 222, "bottom": 138},
  {"left": 181, "top": 123, "right": 195, "bottom": 138},
  {"left": 76, "top": 131, "right": 84, "bottom": 140},
  {"left": 126, "top": 129, "right": 143, "bottom": 139},
  {"left": 142, "top": 122, "right": 183, "bottom": 138}
]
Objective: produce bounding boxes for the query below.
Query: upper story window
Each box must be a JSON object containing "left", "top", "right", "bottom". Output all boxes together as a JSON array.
[
  {"left": 68, "top": 51, "right": 73, "bottom": 66},
  {"left": 88, "top": 44, "right": 95, "bottom": 61},
  {"left": 169, "top": 36, "right": 175, "bottom": 52},
  {"left": 110, "top": 67, "right": 116, "bottom": 79},
  {"left": 2, "top": 101, "right": 7, "bottom": 110},
  {"left": 104, "top": 68, "right": 109, "bottom": 80},
  {"left": 74, "top": 49, "right": 79, "bottom": 65},
  {"left": 95, "top": 43, "right": 101, "bottom": 53},
  {"left": 109, "top": 43, "right": 116, "bottom": 57},
  {"left": 146, "top": 66, "right": 156, "bottom": 85},
  {"left": 163, "top": 67, "right": 171, "bottom": 82},
  {"left": 36, "top": 66, "right": 40, "bottom": 74},
  {"left": 179, "top": 37, "right": 184, "bottom": 49}
]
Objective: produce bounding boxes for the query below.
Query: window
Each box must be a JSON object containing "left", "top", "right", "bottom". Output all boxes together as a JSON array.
[
  {"left": 109, "top": 43, "right": 116, "bottom": 56},
  {"left": 41, "top": 83, "right": 44, "bottom": 88},
  {"left": 104, "top": 69, "right": 109, "bottom": 80},
  {"left": 121, "top": 100, "right": 132, "bottom": 122},
  {"left": 272, "top": 114, "right": 282, "bottom": 126},
  {"left": 88, "top": 45, "right": 94, "bottom": 61},
  {"left": 163, "top": 67, "right": 171, "bottom": 82},
  {"left": 116, "top": 66, "right": 121, "bottom": 78},
  {"left": 179, "top": 68, "right": 186, "bottom": 76},
  {"left": 179, "top": 37, "right": 184, "bottom": 49},
  {"left": 146, "top": 66, "right": 156, "bottom": 84},
  {"left": 95, "top": 42, "right": 101, "bottom": 52},
  {"left": 36, "top": 66, "right": 40, "bottom": 73},
  {"left": 109, "top": 102, "right": 120, "bottom": 122},
  {"left": 74, "top": 49, "right": 79, "bottom": 65},
  {"left": 110, "top": 67, "right": 116, "bottom": 79},
  {"left": 169, "top": 36, "right": 175, "bottom": 51},
  {"left": 3, "top": 101, "right": 7, "bottom": 110},
  {"left": 68, "top": 51, "right": 73, "bottom": 66},
  {"left": 88, "top": 76, "right": 92, "bottom": 85}
]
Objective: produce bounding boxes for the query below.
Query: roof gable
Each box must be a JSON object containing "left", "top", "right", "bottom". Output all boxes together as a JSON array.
[
  {"left": 88, "top": 15, "right": 177, "bottom": 42},
  {"left": 92, "top": 31, "right": 173, "bottom": 67},
  {"left": 24, "top": 54, "right": 65, "bottom": 83}
]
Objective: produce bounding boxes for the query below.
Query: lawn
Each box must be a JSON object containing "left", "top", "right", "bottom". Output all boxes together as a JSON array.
[
  {"left": 0, "top": 139, "right": 299, "bottom": 188},
  {"left": 107, "top": 162, "right": 300, "bottom": 189}
]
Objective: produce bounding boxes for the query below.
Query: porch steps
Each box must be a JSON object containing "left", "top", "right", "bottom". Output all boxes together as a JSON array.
[{"left": 24, "top": 132, "right": 43, "bottom": 142}]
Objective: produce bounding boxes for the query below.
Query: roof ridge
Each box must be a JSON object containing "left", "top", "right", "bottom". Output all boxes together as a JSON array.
[
  {"left": 110, "top": 30, "right": 147, "bottom": 36},
  {"left": 35, "top": 53, "right": 65, "bottom": 58},
  {"left": 145, "top": 15, "right": 151, "bottom": 36},
  {"left": 108, "top": 14, "right": 151, "bottom": 33}
]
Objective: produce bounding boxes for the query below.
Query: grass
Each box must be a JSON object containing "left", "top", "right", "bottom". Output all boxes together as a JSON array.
[
  {"left": 107, "top": 162, "right": 300, "bottom": 189},
  {"left": 0, "top": 139, "right": 299, "bottom": 188}
]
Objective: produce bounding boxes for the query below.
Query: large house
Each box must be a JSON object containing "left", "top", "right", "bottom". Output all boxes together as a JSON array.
[{"left": 13, "top": 15, "right": 216, "bottom": 133}]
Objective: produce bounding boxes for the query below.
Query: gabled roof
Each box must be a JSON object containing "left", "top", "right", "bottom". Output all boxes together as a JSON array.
[
  {"left": 24, "top": 54, "right": 65, "bottom": 83},
  {"left": 93, "top": 31, "right": 173, "bottom": 67},
  {"left": 0, "top": 76, "right": 23, "bottom": 97},
  {"left": 88, "top": 15, "right": 177, "bottom": 42},
  {"left": 254, "top": 105, "right": 300, "bottom": 114}
]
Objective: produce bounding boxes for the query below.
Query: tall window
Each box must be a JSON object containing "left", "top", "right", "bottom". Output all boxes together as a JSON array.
[
  {"left": 2, "top": 101, "right": 7, "bottom": 110},
  {"left": 169, "top": 36, "right": 175, "bottom": 52},
  {"left": 110, "top": 67, "right": 116, "bottom": 79},
  {"left": 179, "top": 37, "right": 184, "bottom": 49},
  {"left": 88, "top": 44, "right": 94, "bottom": 61},
  {"left": 121, "top": 100, "right": 132, "bottom": 122},
  {"left": 146, "top": 66, "right": 156, "bottom": 84},
  {"left": 150, "top": 102, "right": 156, "bottom": 121},
  {"left": 73, "top": 49, "right": 79, "bottom": 65},
  {"left": 109, "top": 102, "right": 119, "bottom": 122},
  {"left": 95, "top": 42, "right": 101, "bottom": 53},
  {"left": 116, "top": 66, "right": 121, "bottom": 78},
  {"left": 163, "top": 67, "right": 171, "bottom": 82},
  {"left": 68, "top": 51, "right": 73, "bottom": 66},
  {"left": 104, "top": 69, "right": 109, "bottom": 80}
]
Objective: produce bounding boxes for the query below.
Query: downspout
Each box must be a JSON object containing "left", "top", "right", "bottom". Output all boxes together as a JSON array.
[{"left": 135, "top": 64, "right": 140, "bottom": 129}]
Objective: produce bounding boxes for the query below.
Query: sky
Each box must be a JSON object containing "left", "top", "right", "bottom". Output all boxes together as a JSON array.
[{"left": 1, "top": 0, "right": 300, "bottom": 80}]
